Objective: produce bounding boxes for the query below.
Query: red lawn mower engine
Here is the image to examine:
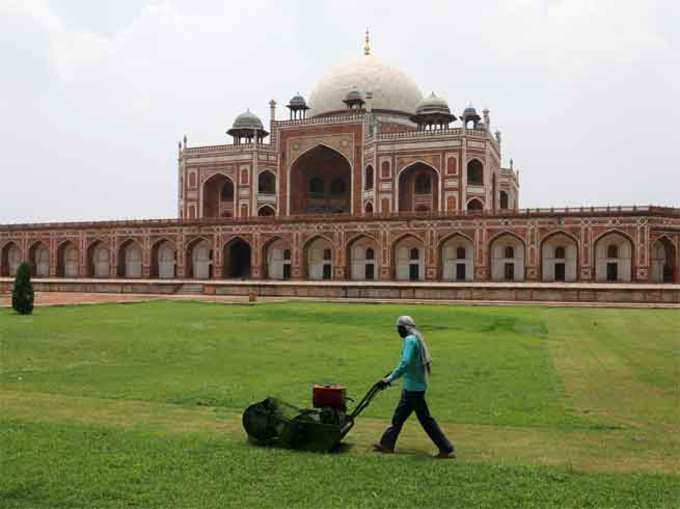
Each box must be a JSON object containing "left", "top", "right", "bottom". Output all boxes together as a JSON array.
[{"left": 312, "top": 384, "right": 348, "bottom": 428}]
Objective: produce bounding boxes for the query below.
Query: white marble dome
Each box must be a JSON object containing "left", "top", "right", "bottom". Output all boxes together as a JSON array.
[{"left": 308, "top": 55, "right": 423, "bottom": 117}]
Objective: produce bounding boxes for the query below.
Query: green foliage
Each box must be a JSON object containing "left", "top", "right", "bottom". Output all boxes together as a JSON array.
[{"left": 11, "top": 262, "right": 34, "bottom": 315}]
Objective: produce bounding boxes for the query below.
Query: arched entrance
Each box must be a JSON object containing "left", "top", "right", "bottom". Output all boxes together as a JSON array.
[
  {"left": 223, "top": 238, "right": 252, "bottom": 278},
  {"left": 347, "top": 236, "right": 379, "bottom": 281},
  {"left": 651, "top": 238, "right": 676, "bottom": 283},
  {"left": 594, "top": 232, "right": 632, "bottom": 282},
  {"left": 398, "top": 163, "right": 439, "bottom": 212},
  {"left": 29, "top": 242, "right": 50, "bottom": 277},
  {"left": 541, "top": 233, "right": 578, "bottom": 282},
  {"left": 57, "top": 241, "right": 79, "bottom": 278},
  {"left": 151, "top": 240, "right": 176, "bottom": 279},
  {"left": 117, "top": 240, "right": 142, "bottom": 278},
  {"left": 87, "top": 241, "right": 111, "bottom": 278},
  {"left": 258, "top": 205, "right": 275, "bottom": 217},
  {"left": 304, "top": 237, "right": 333, "bottom": 280},
  {"left": 1, "top": 242, "right": 22, "bottom": 277},
  {"left": 490, "top": 234, "right": 525, "bottom": 281},
  {"left": 466, "top": 198, "right": 484, "bottom": 212},
  {"left": 258, "top": 171, "right": 276, "bottom": 195},
  {"left": 290, "top": 145, "right": 351, "bottom": 214},
  {"left": 264, "top": 238, "right": 292, "bottom": 280},
  {"left": 187, "top": 239, "right": 212, "bottom": 279},
  {"left": 394, "top": 235, "right": 425, "bottom": 281},
  {"left": 202, "top": 174, "right": 235, "bottom": 218},
  {"left": 440, "top": 235, "right": 474, "bottom": 281},
  {"left": 467, "top": 159, "right": 483, "bottom": 185}
]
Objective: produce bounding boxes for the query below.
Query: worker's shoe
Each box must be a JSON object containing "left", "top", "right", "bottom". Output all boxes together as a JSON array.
[
  {"left": 433, "top": 450, "right": 456, "bottom": 460},
  {"left": 373, "top": 444, "right": 394, "bottom": 454}
]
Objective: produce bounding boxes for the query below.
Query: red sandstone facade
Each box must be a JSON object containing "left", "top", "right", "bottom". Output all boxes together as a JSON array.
[{"left": 1, "top": 42, "right": 679, "bottom": 287}]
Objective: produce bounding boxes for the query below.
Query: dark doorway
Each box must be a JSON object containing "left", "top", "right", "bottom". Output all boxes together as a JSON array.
[
  {"left": 606, "top": 262, "right": 618, "bottom": 282},
  {"left": 365, "top": 263, "right": 375, "bottom": 280},
  {"left": 555, "top": 263, "right": 566, "bottom": 282},
  {"left": 283, "top": 264, "right": 291, "bottom": 280},
  {"left": 456, "top": 263, "right": 466, "bottom": 281},
  {"left": 504, "top": 262, "right": 514, "bottom": 281},
  {"left": 322, "top": 264, "right": 332, "bottom": 280},
  {"left": 409, "top": 263, "right": 420, "bottom": 281},
  {"left": 224, "top": 239, "right": 251, "bottom": 278},
  {"left": 663, "top": 263, "right": 673, "bottom": 283}
]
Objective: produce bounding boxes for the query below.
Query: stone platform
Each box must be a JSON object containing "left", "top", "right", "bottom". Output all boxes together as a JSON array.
[{"left": 1, "top": 278, "right": 679, "bottom": 306}]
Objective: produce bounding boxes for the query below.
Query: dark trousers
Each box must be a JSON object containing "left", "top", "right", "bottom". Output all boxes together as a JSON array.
[{"left": 380, "top": 390, "right": 454, "bottom": 453}]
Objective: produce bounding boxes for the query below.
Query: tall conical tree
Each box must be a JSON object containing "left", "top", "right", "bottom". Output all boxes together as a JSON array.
[{"left": 12, "top": 262, "right": 34, "bottom": 315}]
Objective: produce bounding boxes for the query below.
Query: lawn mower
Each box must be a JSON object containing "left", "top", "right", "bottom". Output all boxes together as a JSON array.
[{"left": 242, "top": 381, "right": 388, "bottom": 452}]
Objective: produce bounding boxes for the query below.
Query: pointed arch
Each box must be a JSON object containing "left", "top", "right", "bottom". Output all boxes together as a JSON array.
[
  {"left": 540, "top": 230, "right": 579, "bottom": 282},
  {"left": 651, "top": 236, "right": 676, "bottom": 283},
  {"left": 257, "top": 205, "right": 276, "bottom": 217},
  {"left": 288, "top": 143, "right": 353, "bottom": 168},
  {"left": 28, "top": 241, "right": 50, "bottom": 277},
  {"left": 117, "top": 238, "right": 143, "bottom": 278},
  {"left": 392, "top": 233, "right": 426, "bottom": 281},
  {"left": 466, "top": 198, "right": 484, "bottom": 211},
  {"left": 396, "top": 161, "right": 440, "bottom": 213},
  {"left": 303, "top": 234, "right": 335, "bottom": 280},
  {"left": 186, "top": 236, "right": 213, "bottom": 279},
  {"left": 346, "top": 234, "right": 380, "bottom": 281},
  {"left": 262, "top": 235, "right": 293, "bottom": 280},
  {"left": 593, "top": 230, "right": 634, "bottom": 282},
  {"left": 56, "top": 240, "right": 79, "bottom": 278},
  {"left": 289, "top": 144, "right": 353, "bottom": 215},
  {"left": 364, "top": 164, "right": 374, "bottom": 190},
  {"left": 86, "top": 239, "right": 111, "bottom": 278},
  {"left": 202, "top": 172, "right": 236, "bottom": 218},
  {"left": 1, "top": 241, "right": 23, "bottom": 277},
  {"left": 151, "top": 238, "right": 176, "bottom": 279},
  {"left": 257, "top": 170, "right": 276, "bottom": 195},
  {"left": 222, "top": 236, "right": 252, "bottom": 279},
  {"left": 467, "top": 158, "right": 484, "bottom": 185},
  {"left": 488, "top": 232, "right": 526, "bottom": 281},
  {"left": 439, "top": 233, "right": 474, "bottom": 281}
]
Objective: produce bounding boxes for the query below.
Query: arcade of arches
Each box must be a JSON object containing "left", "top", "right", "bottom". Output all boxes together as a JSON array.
[{"left": 1, "top": 227, "right": 678, "bottom": 284}]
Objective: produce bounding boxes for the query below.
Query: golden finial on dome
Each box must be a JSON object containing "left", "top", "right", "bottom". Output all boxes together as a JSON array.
[{"left": 363, "top": 28, "right": 370, "bottom": 56}]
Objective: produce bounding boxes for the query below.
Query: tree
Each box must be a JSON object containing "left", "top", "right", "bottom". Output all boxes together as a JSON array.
[{"left": 12, "top": 262, "right": 34, "bottom": 315}]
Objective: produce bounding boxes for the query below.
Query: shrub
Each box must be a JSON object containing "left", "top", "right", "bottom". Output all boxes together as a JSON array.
[{"left": 12, "top": 262, "right": 35, "bottom": 315}]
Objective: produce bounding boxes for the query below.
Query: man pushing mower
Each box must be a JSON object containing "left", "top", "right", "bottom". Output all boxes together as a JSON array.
[{"left": 374, "top": 316, "right": 456, "bottom": 459}]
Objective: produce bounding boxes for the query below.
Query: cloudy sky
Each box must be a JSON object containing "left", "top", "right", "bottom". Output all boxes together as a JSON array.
[{"left": 1, "top": 0, "right": 678, "bottom": 223}]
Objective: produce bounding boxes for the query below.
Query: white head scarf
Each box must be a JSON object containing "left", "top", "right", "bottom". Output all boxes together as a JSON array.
[{"left": 396, "top": 315, "right": 432, "bottom": 374}]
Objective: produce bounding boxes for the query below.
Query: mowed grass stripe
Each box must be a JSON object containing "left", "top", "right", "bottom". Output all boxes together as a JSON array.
[
  {"left": 1, "top": 301, "right": 581, "bottom": 428},
  {"left": 542, "top": 308, "right": 680, "bottom": 428},
  {"left": 1, "top": 419, "right": 678, "bottom": 509},
  {"left": 1, "top": 390, "right": 678, "bottom": 474}
]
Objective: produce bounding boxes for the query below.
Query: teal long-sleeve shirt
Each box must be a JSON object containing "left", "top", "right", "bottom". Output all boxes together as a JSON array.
[{"left": 386, "top": 334, "right": 427, "bottom": 391}]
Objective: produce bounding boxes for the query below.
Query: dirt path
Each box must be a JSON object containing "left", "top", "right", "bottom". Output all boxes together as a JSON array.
[{"left": 3, "top": 291, "right": 679, "bottom": 309}]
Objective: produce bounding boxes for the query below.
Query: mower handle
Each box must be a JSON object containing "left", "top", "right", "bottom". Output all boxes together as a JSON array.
[{"left": 348, "top": 378, "right": 389, "bottom": 420}]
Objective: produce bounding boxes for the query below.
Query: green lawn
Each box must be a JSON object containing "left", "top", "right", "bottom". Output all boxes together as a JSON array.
[{"left": 1, "top": 301, "right": 679, "bottom": 508}]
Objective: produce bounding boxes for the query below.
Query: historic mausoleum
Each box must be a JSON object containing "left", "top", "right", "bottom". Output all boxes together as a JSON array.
[{"left": 1, "top": 35, "right": 679, "bottom": 301}]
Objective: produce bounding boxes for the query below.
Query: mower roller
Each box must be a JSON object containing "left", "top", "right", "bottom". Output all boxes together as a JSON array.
[{"left": 242, "top": 381, "right": 387, "bottom": 452}]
